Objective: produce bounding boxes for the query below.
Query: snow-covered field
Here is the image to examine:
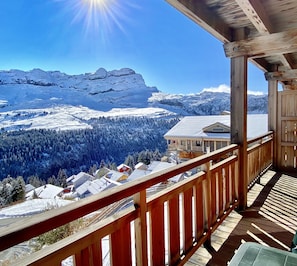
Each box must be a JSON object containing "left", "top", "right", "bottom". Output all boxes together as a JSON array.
[
  {"left": 0, "top": 105, "right": 174, "bottom": 131},
  {"left": 0, "top": 198, "right": 71, "bottom": 219}
]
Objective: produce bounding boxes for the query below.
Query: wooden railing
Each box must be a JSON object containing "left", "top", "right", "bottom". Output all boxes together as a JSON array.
[
  {"left": 247, "top": 131, "right": 273, "bottom": 188},
  {"left": 0, "top": 133, "right": 272, "bottom": 265}
]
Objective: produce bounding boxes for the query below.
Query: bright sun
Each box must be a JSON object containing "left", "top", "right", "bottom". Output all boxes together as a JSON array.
[
  {"left": 82, "top": 0, "right": 110, "bottom": 11},
  {"left": 62, "top": 0, "right": 126, "bottom": 40}
]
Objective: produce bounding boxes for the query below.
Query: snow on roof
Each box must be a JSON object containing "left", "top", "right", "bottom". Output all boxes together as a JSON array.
[
  {"left": 164, "top": 114, "right": 268, "bottom": 140},
  {"left": 149, "top": 161, "right": 183, "bottom": 183},
  {"left": 105, "top": 170, "right": 127, "bottom": 182},
  {"left": 72, "top": 172, "right": 93, "bottom": 183},
  {"left": 26, "top": 184, "right": 64, "bottom": 199},
  {"left": 76, "top": 178, "right": 108, "bottom": 197},
  {"left": 148, "top": 161, "right": 175, "bottom": 172},
  {"left": 135, "top": 162, "right": 147, "bottom": 170},
  {"left": 127, "top": 169, "right": 150, "bottom": 182},
  {"left": 128, "top": 161, "right": 183, "bottom": 183},
  {"left": 117, "top": 164, "right": 131, "bottom": 170},
  {"left": 25, "top": 184, "right": 35, "bottom": 193}
]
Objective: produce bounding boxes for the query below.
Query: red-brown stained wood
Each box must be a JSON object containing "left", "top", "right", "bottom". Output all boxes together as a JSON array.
[
  {"left": 225, "top": 165, "right": 231, "bottom": 210},
  {"left": 110, "top": 222, "right": 132, "bottom": 266},
  {"left": 210, "top": 171, "right": 218, "bottom": 225},
  {"left": 91, "top": 241, "right": 102, "bottom": 266},
  {"left": 81, "top": 246, "right": 91, "bottom": 266},
  {"left": 168, "top": 195, "right": 180, "bottom": 264},
  {"left": 150, "top": 203, "right": 165, "bottom": 266},
  {"left": 218, "top": 169, "right": 224, "bottom": 217},
  {"left": 183, "top": 188, "right": 193, "bottom": 253},
  {"left": 195, "top": 180, "right": 204, "bottom": 238}
]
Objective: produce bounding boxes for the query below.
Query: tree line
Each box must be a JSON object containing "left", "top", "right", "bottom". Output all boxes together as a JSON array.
[{"left": 0, "top": 116, "right": 179, "bottom": 182}]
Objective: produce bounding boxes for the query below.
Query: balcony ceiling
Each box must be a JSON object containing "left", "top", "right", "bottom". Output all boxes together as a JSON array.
[{"left": 166, "top": 0, "right": 297, "bottom": 90}]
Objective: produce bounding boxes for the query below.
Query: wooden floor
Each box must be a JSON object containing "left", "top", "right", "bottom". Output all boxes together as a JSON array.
[{"left": 186, "top": 169, "right": 297, "bottom": 266}]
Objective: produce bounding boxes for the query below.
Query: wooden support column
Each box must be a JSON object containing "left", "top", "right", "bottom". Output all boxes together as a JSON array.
[
  {"left": 230, "top": 29, "right": 248, "bottom": 210},
  {"left": 267, "top": 69, "right": 278, "bottom": 168}
]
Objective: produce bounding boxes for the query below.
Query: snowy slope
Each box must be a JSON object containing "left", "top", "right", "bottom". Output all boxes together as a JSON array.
[{"left": 0, "top": 68, "right": 268, "bottom": 131}]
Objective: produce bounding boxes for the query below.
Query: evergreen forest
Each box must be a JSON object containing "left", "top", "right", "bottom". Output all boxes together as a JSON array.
[{"left": 0, "top": 116, "right": 179, "bottom": 182}]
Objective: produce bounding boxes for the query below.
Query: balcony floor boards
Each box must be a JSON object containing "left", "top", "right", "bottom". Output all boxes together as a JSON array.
[{"left": 187, "top": 170, "right": 297, "bottom": 266}]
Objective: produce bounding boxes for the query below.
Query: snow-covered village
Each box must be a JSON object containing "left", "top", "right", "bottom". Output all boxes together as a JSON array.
[{"left": 0, "top": 158, "right": 185, "bottom": 265}]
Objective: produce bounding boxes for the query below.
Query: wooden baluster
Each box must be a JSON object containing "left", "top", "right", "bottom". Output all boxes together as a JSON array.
[
  {"left": 150, "top": 203, "right": 165, "bottom": 266},
  {"left": 218, "top": 168, "right": 224, "bottom": 218},
  {"left": 225, "top": 165, "right": 231, "bottom": 210},
  {"left": 195, "top": 177, "right": 204, "bottom": 239},
  {"left": 110, "top": 222, "right": 132, "bottom": 266},
  {"left": 168, "top": 195, "right": 180, "bottom": 265},
  {"left": 133, "top": 191, "right": 148, "bottom": 266},
  {"left": 183, "top": 187, "right": 193, "bottom": 253}
]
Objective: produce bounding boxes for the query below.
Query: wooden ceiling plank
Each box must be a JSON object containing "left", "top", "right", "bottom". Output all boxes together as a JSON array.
[
  {"left": 166, "top": 0, "right": 232, "bottom": 42},
  {"left": 224, "top": 29, "right": 297, "bottom": 58},
  {"left": 235, "top": 0, "right": 272, "bottom": 34},
  {"left": 235, "top": 0, "right": 293, "bottom": 69}
]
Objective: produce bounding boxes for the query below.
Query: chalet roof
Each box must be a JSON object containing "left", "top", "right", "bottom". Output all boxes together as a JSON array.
[
  {"left": 164, "top": 114, "right": 267, "bottom": 140},
  {"left": 26, "top": 184, "right": 64, "bottom": 199},
  {"left": 105, "top": 170, "right": 127, "bottom": 182},
  {"left": 76, "top": 179, "right": 107, "bottom": 197},
  {"left": 128, "top": 161, "right": 183, "bottom": 183},
  {"left": 166, "top": 0, "right": 297, "bottom": 90},
  {"left": 71, "top": 172, "right": 93, "bottom": 184}
]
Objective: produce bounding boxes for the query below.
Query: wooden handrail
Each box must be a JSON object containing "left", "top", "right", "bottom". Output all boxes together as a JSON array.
[
  {"left": 0, "top": 143, "right": 239, "bottom": 252},
  {"left": 247, "top": 131, "right": 273, "bottom": 187},
  {"left": 247, "top": 131, "right": 273, "bottom": 145},
  {"left": 0, "top": 137, "right": 273, "bottom": 265}
]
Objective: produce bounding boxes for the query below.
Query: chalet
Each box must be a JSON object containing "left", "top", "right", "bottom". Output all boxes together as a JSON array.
[
  {"left": 117, "top": 163, "right": 132, "bottom": 174},
  {"left": 26, "top": 184, "right": 64, "bottom": 200},
  {"left": 2, "top": 1, "right": 297, "bottom": 265},
  {"left": 165, "top": 114, "right": 268, "bottom": 159}
]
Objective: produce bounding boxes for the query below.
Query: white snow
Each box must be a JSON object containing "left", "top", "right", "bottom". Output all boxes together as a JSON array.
[
  {"left": 0, "top": 105, "right": 174, "bottom": 131},
  {"left": 0, "top": 198, "right": 71, "bottom": 219}
]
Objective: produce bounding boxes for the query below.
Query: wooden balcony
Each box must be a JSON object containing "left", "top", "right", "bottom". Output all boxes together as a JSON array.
[
  {"left": 0, "top": 132, "right": 277, "bottom": 265},
  {"left": 186, "top": 169, "right": 297, "bottom": 265}
]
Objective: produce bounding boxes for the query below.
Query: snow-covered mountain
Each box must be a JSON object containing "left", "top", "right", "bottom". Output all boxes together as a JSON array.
[
  {"left": 0, "top": 67, "right": 267, "bottom": 131},
  {"left": 0, "top": 67, "right": 158, "bottom": 111}
]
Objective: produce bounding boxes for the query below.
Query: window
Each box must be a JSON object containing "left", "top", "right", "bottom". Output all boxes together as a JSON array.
[
  {"left": 196, "top": 140, "right": 201, "bottom": 146},
  {"left": 216, "top": 141, "right": 228, "bottom": 150}
]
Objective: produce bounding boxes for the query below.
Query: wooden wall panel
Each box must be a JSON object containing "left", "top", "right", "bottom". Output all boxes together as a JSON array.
[{"left": 277, "top": 91, "right": 297, "bottom": 170}]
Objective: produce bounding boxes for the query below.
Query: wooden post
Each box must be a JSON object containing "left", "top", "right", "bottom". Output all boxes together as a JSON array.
[
  {"left": 133, "top": 191, "right": 148, "bottom": 266},
  {"left": 267, "top": 68, "right": 278, "bottom": 169},
  {"left": 230, "top": 29, "right": 248, "bottom": 210}
]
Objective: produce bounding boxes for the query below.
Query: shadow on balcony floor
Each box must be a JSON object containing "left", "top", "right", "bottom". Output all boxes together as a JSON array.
[{"left": 186, "top": 169, "right": 297, "bottom": 266}]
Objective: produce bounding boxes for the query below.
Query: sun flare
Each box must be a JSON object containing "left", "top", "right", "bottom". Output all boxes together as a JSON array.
[{"left": 68, "top": 0, "right": 126, "bottom": 36}]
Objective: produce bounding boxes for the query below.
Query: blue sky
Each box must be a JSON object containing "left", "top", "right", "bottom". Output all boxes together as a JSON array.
[{"left": 0, "top": 0, "right": 268, "bottom": 94}]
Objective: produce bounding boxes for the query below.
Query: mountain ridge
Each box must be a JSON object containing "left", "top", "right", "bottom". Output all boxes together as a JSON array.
[{"left": 0, "top": 67, "right": 267, "bottom": 131}]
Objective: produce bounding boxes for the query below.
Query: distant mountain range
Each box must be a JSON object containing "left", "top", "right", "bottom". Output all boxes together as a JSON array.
[{"left": 0, "top": 68, "right": 267, "bottom": 131}]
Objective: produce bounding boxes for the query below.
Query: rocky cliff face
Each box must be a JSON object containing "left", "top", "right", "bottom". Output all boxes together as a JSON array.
[{"left": 0, "top": 67, "right": 159, "bottom": 111}]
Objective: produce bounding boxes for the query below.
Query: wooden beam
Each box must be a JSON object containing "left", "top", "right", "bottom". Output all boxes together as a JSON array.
[
  {"left": 235, "top": 0, "right": 293, "bottom": 68},
  {"left": 165, "top": 0, "right": 232, "bottom": 42},
  {"left": 230, "top": 29, "right": 248, "bottom": 210},
  {"left": 235, "top": 0, "right": 272, "bottom": 34},
  {"left": 224, "top": 29, "right": 297, "bottom": 58},
  {"left": 268, "top": 73, "right": 278, "bottom": 168},
  {"left": 265, "top": 69, "right": 297, "bottom": 81}
]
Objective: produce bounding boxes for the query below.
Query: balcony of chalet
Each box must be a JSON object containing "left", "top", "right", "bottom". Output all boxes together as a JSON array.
[
  {"left": 1, "top": 131, "right": 295, "bottom": 266},
  {"left": 1, "top": 0, "right": 297, "bottom": 265}
]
